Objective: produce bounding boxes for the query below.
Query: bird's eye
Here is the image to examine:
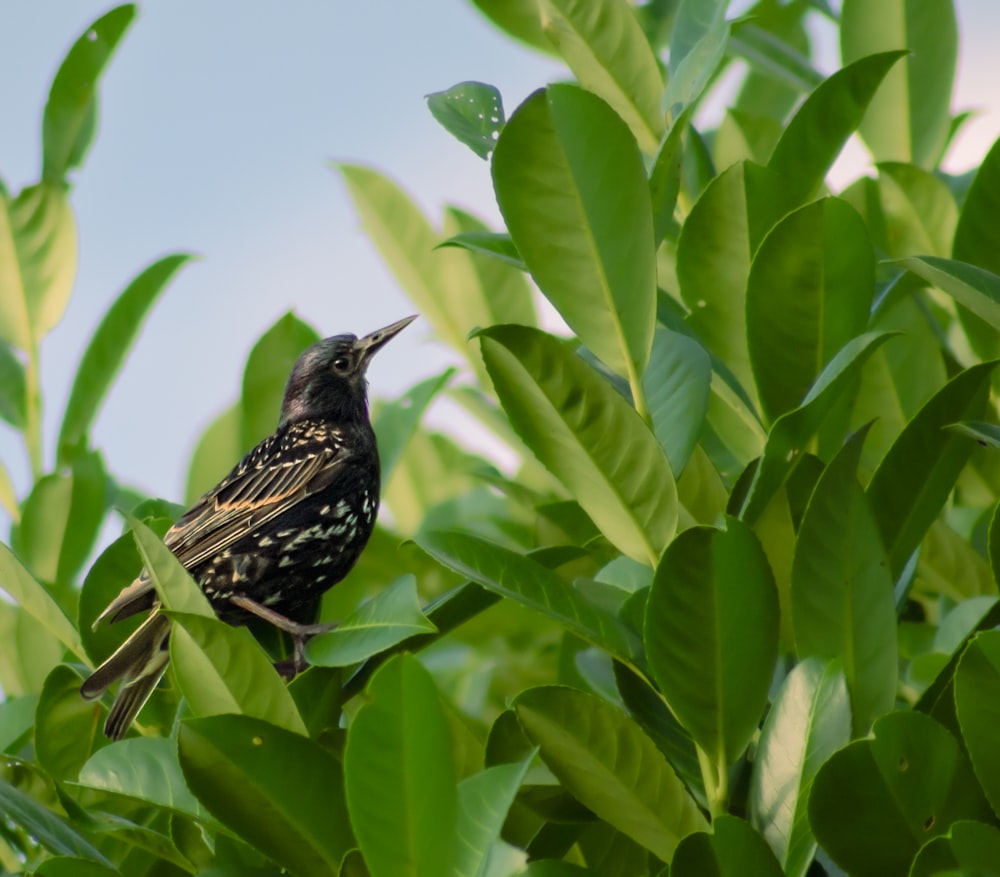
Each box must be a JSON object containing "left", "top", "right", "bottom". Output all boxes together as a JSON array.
[{"left": 333, "top": 357, "right": 351, "bottom": 372}]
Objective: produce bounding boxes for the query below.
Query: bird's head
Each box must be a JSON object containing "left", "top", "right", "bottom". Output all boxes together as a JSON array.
[{"left": 279, "top": 315, "right": 416, "bottom": 426}]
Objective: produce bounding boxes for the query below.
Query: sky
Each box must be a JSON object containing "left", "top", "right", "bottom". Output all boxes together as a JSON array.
[{"left": 0, "top": 1, "right": 998, "bottom": 515}]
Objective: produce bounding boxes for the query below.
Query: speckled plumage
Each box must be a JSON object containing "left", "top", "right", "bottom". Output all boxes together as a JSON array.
[{"left": 81, "top": 315, "right": 415, "bottom": 740}]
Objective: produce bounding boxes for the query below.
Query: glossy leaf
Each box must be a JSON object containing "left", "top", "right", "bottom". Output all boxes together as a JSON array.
[
  {"left": 910, "top": 820, "right": 1000, "bottom": 877},
  {"left": 539, "top": 0, "right": 664, "bottom": 153},
  {"left": 492, "top": 86, "right": 656, "bottom": 380},
  {"left": 750, "top": 658, "right": 850, "bottom": 877},
  {"left": 895, "top": 255, "right": 1000, "bottom": 331},
  {"left": 305, "top": 575, "right": 437, "bottom": 667},
  {"left": 791, "top": 428, "right": 897, "bottom": 735},
  {"left": 79, "top": 736, "right": 208, "bottom": 820},
  {"left": 671, "top": 815, "right": 784, "bottom": 877},
  {"left": 169, "top": 611, "right": 308, "bottom": 735},
  {"left": 453, "top": 755, "right": 534, "bottom": 877},
  {"left": 468, "top": 0, "right": 556, "bottom": 55},
  {"left": 645, "top": 519, "right": 779, "bottom": 767},
  {"left": 415, "top": 529, "right": 643, "bottom": 667},
  {"left": 42, "top": 5, "right": 136, "bottom": 181},
  {"left": 809, "top": 711, "right": 992, "bottom": 877},
  {"left": 876, "top": 162, "right": 958, "bottom": 258},
  {"left": 241, "top": 312, "right": 320, "bottom": 449},
  {"left": 344, "top": 654, "right": 456, "bottom": 877},
  {"left": 0, "top": 543, "right": 85, "bottom": 661},
  {"left": 768, "top": 51, "right": 906, "bottom": 204},
  {"left": 0, "top": 777, "right": 112, "bottom": 865},
  {"left": 746, "top": 198, "right": 874, "bottom": 423},
  {"left": 642, "top": 328, "right": 711, "bottom": 476},
  {"left": 954, "top": 630, "right": 1000, "bottom": 816},
  {"left": 180, "top": 714, "right": 353, "bottom": 877},
  {"left": 58, "top": 254, "right": 191, "bottom": 462},
  {"left": 426, "top": 81, "right": 505, "bottom": 159},
  {"left": 35, "top": 664, "right": 108, "bottom": 781},
  {"left": 515, "top": 685, "right": 708, "bottom": 862},
  {"left": 126, "top": 513, "right": 214, "bottom": 618},
  {"left": 480, "top": 325, "right": 675, "bottom": 563},
  {"left": 739, "top": 331, "right": 896, "bottom": 524},
  {"left": 841, "top": 0, "right": 957, "bottom": 167},
  {"left": 867, "top": 362, "right": 996, "bottom": 580}
]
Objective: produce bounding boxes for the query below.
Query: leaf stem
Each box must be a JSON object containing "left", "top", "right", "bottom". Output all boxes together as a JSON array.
[{"left": 695, "top": 744, "right": 728, "bottom": 818}]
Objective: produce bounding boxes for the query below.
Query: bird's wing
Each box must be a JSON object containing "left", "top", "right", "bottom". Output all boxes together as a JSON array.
[
  {"left": 95, "top": 439, "right": 351, "bottom": 627},
  {"left": 165, "top": 441, "right": 350, "bottom": 569}
]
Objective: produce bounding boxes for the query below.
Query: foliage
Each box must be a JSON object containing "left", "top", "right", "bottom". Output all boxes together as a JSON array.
[{"left": 2, "top": 1, "right": 1000, "bottom": 875}]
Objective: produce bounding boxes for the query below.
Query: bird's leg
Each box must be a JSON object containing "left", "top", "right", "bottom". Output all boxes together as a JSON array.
[{"left": 228, "top": 595, "right": 336, "bottom": 677}]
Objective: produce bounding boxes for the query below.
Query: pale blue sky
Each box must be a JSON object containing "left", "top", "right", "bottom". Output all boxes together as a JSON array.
[{"left": 0, "top": 1, "right": 998, "bottom": 510}]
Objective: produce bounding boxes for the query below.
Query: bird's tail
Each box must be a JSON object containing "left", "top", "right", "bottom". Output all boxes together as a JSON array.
[{"left": 80, "top": 612, "right": 171, "bottom": 741}]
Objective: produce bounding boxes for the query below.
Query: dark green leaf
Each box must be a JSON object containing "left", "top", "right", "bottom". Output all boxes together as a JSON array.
[
  {"left": 910, "top": 820, "right": 1000, "bottom": 877},
  {"left": 0, "top": 339, "right": 26, "bottom": 428},
  {"left": 645, "top": 519, "right": 778, "bottom": 767},
  {"left": 180, "top": 714, "right": 353, "bottom": 877},
  {"left": 809, "top": 711, "right": 992, "bottom": 877},
  {"left": 42, "top": 5, "right": 136, "bottom": 181},
  {"left": 867, "top": 362, "right": 996, "bottom": 580},
  {"left": 415, "top": 530, "right": 643, "bottom": 668},
  {"left": 344, "top": 654, "right": 456, "bottom": 877},
  {"left": 35, "top": 664, "right": 108, "bottom": 781},
  {"left": 58, "top": 254, "right": 192, "bottom": 462},
  {"left": 515, "top": 685, "right": 707, "bottom": 862},
  {"left": 954, "top": 630, "right": 1000, "bottom": 816},
  {"left": 426, "top": 81, "right": 505, "bottom": 159},
  {"left": 492, "top": 86, "right": 656, "bottom": 380},
  {"left": 671, "top": 815, "right": 784, "bottom": 877}
]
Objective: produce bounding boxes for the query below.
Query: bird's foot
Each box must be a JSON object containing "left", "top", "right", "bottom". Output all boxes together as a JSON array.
[{"left": 229, "top": 595, "right": 336, "bottom": 679}]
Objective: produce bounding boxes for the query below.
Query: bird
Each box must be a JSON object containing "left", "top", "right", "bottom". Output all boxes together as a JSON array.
[{"left": 80, "top": 315, "right": 416, "bottom": 740}]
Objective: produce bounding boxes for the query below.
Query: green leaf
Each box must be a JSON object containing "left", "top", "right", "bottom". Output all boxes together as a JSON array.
[
  {"left": 953, "top": 136, "right": 1000, "bottom": 272},
  {"left": 739, "top": 331, "right": 896, "bottom": 524},
  {"left": 468, "top": 0, "right": 557, "bottom": 55},
  {"left": 0, "top": 543, "right": 85, "bottom": 661},
  {"left": 749, "top": 658, "right": 851, "bottom": 877},
  {"left": 867, "top": 362, "right": 996, "bottom": 581},
  {"left": 0, "top": 183, "right": 78, "bottom": 347},
  {"left": 42, "top": 5, "right": 136, "bottom": 181},
  {"left": 0, "top": 340, "right": 26, "bottom": 428},
  {"left": 185, "top": 402, "right": 241, "bottom": 504},
  {"left": 668, "top": 0, "right": 726, "bottom": 76},
  {"left": 895, "top": 255, "right": 1000, "bottom": 332},
  {"left": 169, "top": 612, "right": 308, "bottom": 736},
  {"left": 876, "top": 162, "right": 958, "bottom": 258},
  {"left": 677, "top": 160, "right": 792, "bottom": 396},
  {"left": 649, "top": 109, "right": 691, "bottom": 244},
  {"left": 32, "top": 858, "right": 120, "bottom": 877},
  {"left": 539, "top": 0, "right": 664, "bottom": 153},
  {"left": 949, "top": 421, "right": 1000, "bottom": 449},
  {"left": 643, "top": 328, "right": 711, "bottom": 476},
  {"left": 374, "top": 369, "right": 454, "bottom": 483},
  {"left": 0, "top": 693, "right": 36, "bottom": 752},
  {"left": 78, "top": 736, "right": 208, "bottom": 820},
  {"left": 671, "top": 815, "right": 784, "bottom": 877},
  {"left": 180, "top": 714, "right": 353, "bottom": 877},
  {"left": 791, "top": 428, "right": 897, "bottom": 735},
  {"left": 746, "top": 198, "right": 874, "bottom": 423},
  {"left": 809, "top": 711, "right": 992, "bottom": 877},
  {"left": 415, "top": 530, "right": 643, "bottom": 668},
  {"left": 452, "top": 755, "right": 534, "bottom": 877},
  {"left": 125, "top": 513, "right": 214, "bottom": 617},
  {"left": 0, "top": 456, "right": 18, "bottom": 523},
  {"left": 515, "top": 685, "right": 707, "bottom": 862},
  {"left": 767, "top": 51, "right": 906, "bottom": 204},
  {"left": 436, "top": 230, "right": 526, "bottom": 270},
  {"left": 345, "top": 654, "right": 456, "bottom": 877},
  {"left": 35, "top": 664, "right": 108, "bottom": 781},
  {"left": 910, "top": 820, "right": 1000, "bottom": 877},
  {"left": 0, "top": 776, "right": 112, "bottom": 866},
  {"left": 841, "top": 0, "right": 957, "bottom": 168},
  {"left": 954, "top": 630, "right": 1000, "bottom": 816},
  {"left": 479, "top": 325, "right": 676, "bottom": 565},
  {"left": 728, "top": 21, "right": 824, "bottom": 92},
  {"left": 662, "top": 4, "right": 729, "bottom": 123},
  {"left": 492, "top": 86, "right": 656, "bottom": 381},
  {"left": 58, "top": 254, "right": 192, "bottom": 462},
  {"left": 305, "top": 575, "right": 437, "bottom": 667},
  {"left": 645, "top": 519, "right": 778, "bottom": 767},
  {"left": 426, "top": 81, "right": 505, "bottom": 159},
  {"left": 241, "top": 312, "right": 320, "bottom": 449}
]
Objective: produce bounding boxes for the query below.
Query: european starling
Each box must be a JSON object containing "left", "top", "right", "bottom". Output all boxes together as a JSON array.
[{"left": 80, "top": 315, "right": 416, "bottom": 740}]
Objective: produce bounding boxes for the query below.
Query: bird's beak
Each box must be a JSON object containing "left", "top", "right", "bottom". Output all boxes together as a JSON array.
[{"left": 356, "top": 314, "right": 417, "bottom": 368}]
